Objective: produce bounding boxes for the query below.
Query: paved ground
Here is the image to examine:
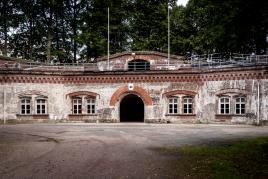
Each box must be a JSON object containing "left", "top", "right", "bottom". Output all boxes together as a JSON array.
[{"left": 0, "top": 123, "right": 268, "bottom": 179}]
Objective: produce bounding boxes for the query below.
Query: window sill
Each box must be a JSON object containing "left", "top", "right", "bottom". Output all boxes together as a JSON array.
[
  {"left": 16, "top": 114, "right": 49, "bottom": 116},
  {"left": 165, "top": 114, "right": 196, "bottom": 116},
  {"left": 216, "top": 114, "right": 246, "bottom": 117},
  {"left": 215, "top": 114, "right": 246, "bottom": 120},
  {"left": 16, "top": 114, "right": 49, "bottom": 119},
  {"left": 69, "top": 114, "right": 98, "bottom": 116}
]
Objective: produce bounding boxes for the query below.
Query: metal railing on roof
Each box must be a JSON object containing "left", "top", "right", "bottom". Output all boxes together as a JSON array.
[
  {"left": 0, "top": 53, "right": 268, "bottom": 72},
  {"left": 189, "top": 53, "right": 268, "bottom": 69}
]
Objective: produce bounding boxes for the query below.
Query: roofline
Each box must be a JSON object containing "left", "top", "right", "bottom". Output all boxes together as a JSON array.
[
  {"left": 1, "top": 51, "right": 184, "bottom": 64},
  {"left": 96, "top": 51, "right": 184, "bottom": 62},
  {"left": 0, "top": 65, "right": 266, "bottom": 76}
]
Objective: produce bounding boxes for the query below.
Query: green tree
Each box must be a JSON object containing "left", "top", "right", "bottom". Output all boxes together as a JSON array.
[
  {"left": 183, "top": 0, "right": 268, "bottom": 54},
  {"left": 0, "top": 0, "right": 21, "bottom": 56},
  {"left": 129, "top": 0, "right": 176, "bottom": 52},
  {"left": 78, "top": 0, "right": 130, "bottom": 59}
]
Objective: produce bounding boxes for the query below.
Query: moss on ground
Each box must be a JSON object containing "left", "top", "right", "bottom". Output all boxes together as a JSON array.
[{"left": 153, "top": 137, "right": 268, "bottom": 178}]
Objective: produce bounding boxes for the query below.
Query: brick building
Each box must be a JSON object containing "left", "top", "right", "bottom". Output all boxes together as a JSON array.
[{"left": 0, "top": 51, "right": 267, "bottom": 124}]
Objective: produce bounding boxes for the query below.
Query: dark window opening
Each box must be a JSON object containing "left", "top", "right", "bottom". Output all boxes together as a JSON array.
[{"left": 128, "top": 60, "right": 150, "bottom": 71}]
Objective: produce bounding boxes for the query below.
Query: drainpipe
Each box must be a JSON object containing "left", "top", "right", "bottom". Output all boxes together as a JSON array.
[
  {"left": 3, "top": 85, "right": 6, "bottom": 124},
  {"left": 257, "top": 81, "right": 261, "bottom": 126}
]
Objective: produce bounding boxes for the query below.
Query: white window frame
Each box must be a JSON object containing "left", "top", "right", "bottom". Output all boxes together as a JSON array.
[
  {"left": 21, "top": 98, "right": 31, "bottom": 115},
  {"left": 168, "top": 97, "right": 179, "bottom": 114},
  {"left": 86, "top": 97, "right": 96, "bottom": 114},
  {"left": 219, "top": 97, "right": 230, "bottom": 114},
  {"left": 73, "top": 98, "right": 82, "bottom": 114},
  {"left": 183, "top": 97, "right": 193, "bottom": 114},
  {"left": 36, "top": 98, "right": 47, "bottom": 114},
  {"left": 235, "top": 97, "right": 246, "bottom": 114}
]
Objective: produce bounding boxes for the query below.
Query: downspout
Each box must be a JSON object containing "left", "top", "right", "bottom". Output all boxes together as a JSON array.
[{"left": 257, "top": 80, "right": 260, "bottom": 125}]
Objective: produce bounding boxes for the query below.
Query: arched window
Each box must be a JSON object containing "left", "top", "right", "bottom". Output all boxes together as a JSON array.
[
  {"left": 128, "top": 60, "right": 150, "bottom": 71},
  {"left": 235, "top": 97, "right": 246, "bottom": 114}
]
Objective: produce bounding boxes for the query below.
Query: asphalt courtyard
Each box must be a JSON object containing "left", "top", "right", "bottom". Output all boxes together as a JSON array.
[{"left": 0, "top": 123, "right": 268, "bottom": 179}]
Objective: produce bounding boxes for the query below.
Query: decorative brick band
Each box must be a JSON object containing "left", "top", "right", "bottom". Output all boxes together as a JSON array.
[
  {"left": 67, "top": 91, "right": 99, "bottom": 98},
  {"left": 16, "top": 90, "right": 48, "bottom": 97},
  {"left": 110, "top": 85, "right": 153, "bottom": 106},
  {"left": 164, "top": 90, "right": 197, "bottom": 97},
  {"left": 0, "top": 69, "right": 266, "bottom": 84},
  {"left": 215, "top": 89, "right": 248, "bottom": 96}
]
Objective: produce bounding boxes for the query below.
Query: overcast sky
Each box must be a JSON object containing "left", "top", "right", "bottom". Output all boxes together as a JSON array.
[{"left": 177, "top": 0, "right": 189, "bottom": 6}]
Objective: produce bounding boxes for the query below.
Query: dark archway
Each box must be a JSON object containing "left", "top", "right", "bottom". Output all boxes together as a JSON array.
[{"left": 120, "top": 94, "right": 144, "bottom": 122}]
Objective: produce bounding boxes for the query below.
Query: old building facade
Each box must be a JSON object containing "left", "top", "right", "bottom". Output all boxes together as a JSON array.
[{"left": 0, "top": 51, "right": 267, "bottom": 124}]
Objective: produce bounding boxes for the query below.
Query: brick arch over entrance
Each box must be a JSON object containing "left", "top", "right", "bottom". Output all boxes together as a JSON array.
[{"left": 110, "top": 86, "right": 153, "bottom": 106}]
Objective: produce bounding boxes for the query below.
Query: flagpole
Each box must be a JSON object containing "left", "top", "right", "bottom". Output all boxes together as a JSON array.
[
  {"left": 108, "top": 7, "right": 110, "bottom": 71},
  {"left": 168, "top": 1, "right": 170, "bottom": 68}
]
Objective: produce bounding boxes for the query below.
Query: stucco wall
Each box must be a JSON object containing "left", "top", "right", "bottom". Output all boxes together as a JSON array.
[{"left": 0, "top": 77, "right": 267, "bottom": 124}]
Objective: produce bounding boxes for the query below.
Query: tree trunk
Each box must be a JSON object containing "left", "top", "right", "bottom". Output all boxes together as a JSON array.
[
  {"left": 29, "top": 18, "right": 33, "bottom": 60},
  {"left": 55, "top": 14, "right": 60, "bottom": 62},
  {"left": 61, "top": 17, "right": 66, "bottom": 63},
  {"left": 3, "top": 24, "right": 8, "bottom": 56},
  {"left": 47, "top": 26, "right": 52, "bottom": 63}
]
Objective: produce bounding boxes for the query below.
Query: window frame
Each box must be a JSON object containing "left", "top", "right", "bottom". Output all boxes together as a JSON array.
[
  {"left": 219, "top": 96, "right": 230, "bottom": 114},
  {"left": 20, "top": 98, "right": 31, "bottom": 115},
  {"left": 183, "top": 96, "right": 193, "bottom": 114},
  {"left": 73, "top": 97, "right": 82, "bottom": 114},
  {"left": 235, "top": 96, "right": 246, "bottom": 115},
  {"left": 36, "top": 98, "right": 47, "bottom": 114},
  {"left": 168, "top": 97, "right": 179, "bottom": 114},
  {"left": 86, "top": 97, "right": 96, "bottom": 114}
]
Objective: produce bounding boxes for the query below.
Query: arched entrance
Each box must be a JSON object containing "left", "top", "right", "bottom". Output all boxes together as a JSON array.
[{"left": 120, "top": 94, "right": 144, "bottom": 122}]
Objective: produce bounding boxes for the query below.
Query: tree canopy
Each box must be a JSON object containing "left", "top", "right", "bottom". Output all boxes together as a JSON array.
[{"left": 0, "top": 0, "right": 267, "bottom": 62}]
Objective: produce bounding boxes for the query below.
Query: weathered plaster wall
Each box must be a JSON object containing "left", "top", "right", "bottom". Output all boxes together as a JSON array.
[{"left": 0, "top": 77, "right": 267, "bottom": 124}]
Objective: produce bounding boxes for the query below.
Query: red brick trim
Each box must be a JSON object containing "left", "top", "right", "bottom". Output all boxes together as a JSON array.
[
  {"left": 32, "top": 115, "right": 49, "bottom": 119},
  {"left": 165, "top": 114, "right": 196, "bottom": 116},
  {"left": 215, "top": 89, "right": 248, "bottom": 96},
  {"left": 17, "top": 90, "right": 48, "bottom": 97},
  {"left": 215, "top": 114, "right": 233, "bottom": 120},
  {"left": 67, "top": 91, "right": 99, "bottom": 98},
  {"left": 110, "top": 86, "right": 153, "bottom": 106},
  {"left": 164, "top": 90, "right": 197, "bottom": 97},
  {"left": 96, "top": 51, "right": 183, "bottom": 61},
  {"left": 68, "top": 114, "right": 98, "bottom": 116},
  {"left": 16, "top": 114, "right": 49, "bottom": 120},
  {"left": 0, "top": 68, "right": 266, "bottom": 84}
]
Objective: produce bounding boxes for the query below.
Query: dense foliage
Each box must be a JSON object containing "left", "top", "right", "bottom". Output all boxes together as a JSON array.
[{"left": 0, "top": 0, "right": 267, "bottom": 62}]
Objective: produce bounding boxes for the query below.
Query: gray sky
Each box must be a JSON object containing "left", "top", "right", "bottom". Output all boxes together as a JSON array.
[{"left": 177, "top": 0, "right": 189, "bottom": 6}]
